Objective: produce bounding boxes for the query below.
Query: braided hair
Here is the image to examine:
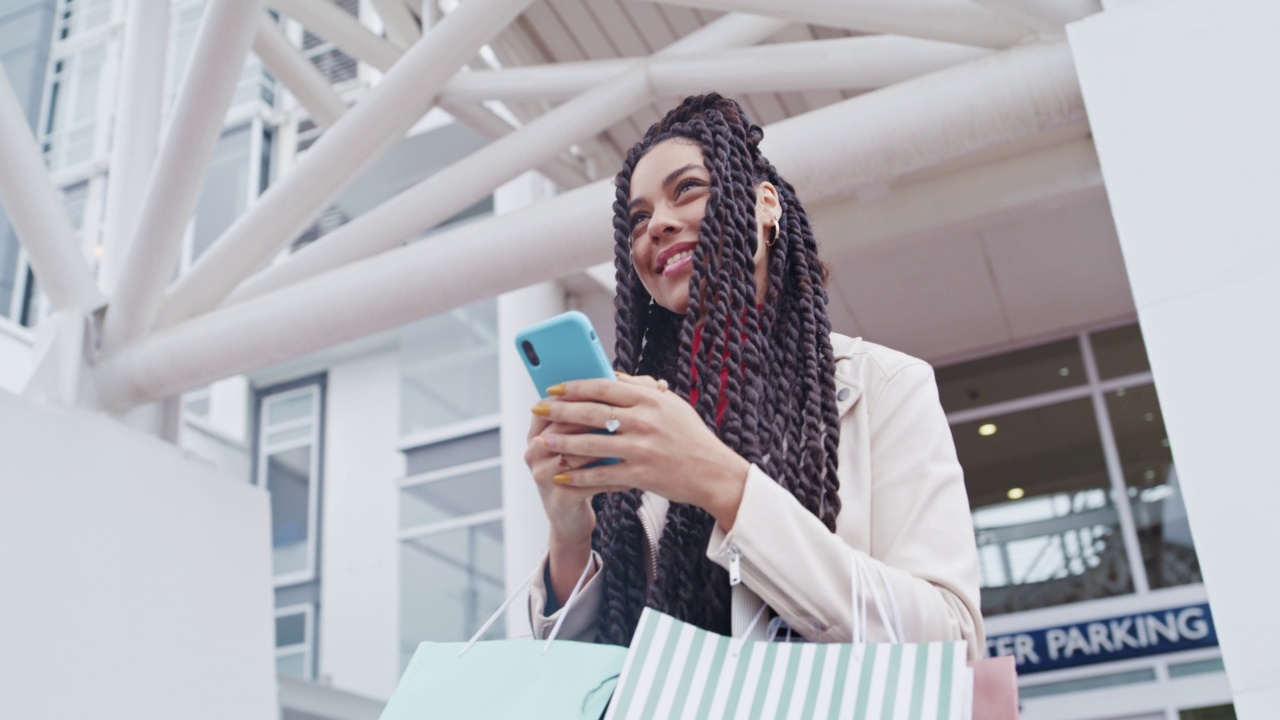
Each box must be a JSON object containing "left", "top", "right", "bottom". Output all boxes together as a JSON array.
[{"left": 593, "top": 94, "right": 843, "bottom": 645}]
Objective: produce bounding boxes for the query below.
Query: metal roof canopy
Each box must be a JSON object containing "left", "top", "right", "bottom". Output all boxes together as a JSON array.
[{"left": 0, "top": 0, "right": 1107, "bottom": 415}]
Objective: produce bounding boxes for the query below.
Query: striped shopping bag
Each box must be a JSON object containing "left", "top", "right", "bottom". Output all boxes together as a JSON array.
[{"left": 604, "top": 607, "right": 973, "bottom": 719}]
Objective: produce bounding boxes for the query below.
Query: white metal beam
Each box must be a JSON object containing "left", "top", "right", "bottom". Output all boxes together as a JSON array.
[
  {"left": 441, "top": 36, "right": 992, "bottom": 103},
  {"left": 759, "top": 42, "right": 1085, "bottom": 196},
  {"left": 222, "top": 13, "right": 789, "bottom": 305},
  {"left": 223, "top": 68, "right": 652, "bottom": 305},
  {"left": 368, "top": 0, "right": 422, "bottom": 49},
  {"left": 251, "top": 13, "right": 347, "bottom": 128},
  {"left": 0, "top": 65, "right": 105, "bottom": 313},
  {"left": 96, "top": 42, "right": 1085, "bottom": 407},
  {"left": 99, "top": 0, "right": 264, "bottom": 352},
  {"left": 267, "top": 0, "right": 401, "bottom": 72},
  {"left": 156, "top": 0, "right": 536, "bottom": 330},
  {"left": 969, "top": 0, "right": 1101, "bottom": 35},
  {"left": 99, "top": 0, "right": 168, "bottom": 296},
  {"left": 439, "top": 99, "right": 591, "bottom": 189},
  {"left": 634, "top": 0, "right": 1031, "bottom": 48}
]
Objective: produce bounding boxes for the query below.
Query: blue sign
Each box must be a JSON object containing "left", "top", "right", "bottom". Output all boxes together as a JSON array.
[{"left": 985, "top": 603, "right": 1217, "bottom": 674}]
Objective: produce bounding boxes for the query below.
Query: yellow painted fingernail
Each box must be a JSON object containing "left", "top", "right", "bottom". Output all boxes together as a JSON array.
[
  {"left": 531, "top": 402, "right": 551, "bottom": 416},
  {"left": 615, "top": 371, "right": 631, "bottom": 377},
  {"left": 547, "top": 384, "right": 567, "bottom": 396},
  {"left": 553, "top": 473, "right": 572, "bottom": 485}
]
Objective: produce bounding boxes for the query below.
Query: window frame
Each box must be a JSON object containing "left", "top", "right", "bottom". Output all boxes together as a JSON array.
[
  {"left": 273, "top": 602, "right": 316, "bottom": 681},
  {"left": 943, "top": 322, "right": 1176, "bottom": 609},
  {"left": 253, "top": 375, "right": 326, "bottom": 589}
]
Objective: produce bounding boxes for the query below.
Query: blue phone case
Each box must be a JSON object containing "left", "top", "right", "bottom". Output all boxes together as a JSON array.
[
  {"left": 515, "top": 311, "right": 619, "bottom": 466},
  {"left": 515, "top": 311, "right": 616, "bottom": 392}
]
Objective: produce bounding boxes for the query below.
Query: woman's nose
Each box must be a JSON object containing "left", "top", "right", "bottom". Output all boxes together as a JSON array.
[{"left": 648, "top": 205, "right": 681, "bottom": 240}]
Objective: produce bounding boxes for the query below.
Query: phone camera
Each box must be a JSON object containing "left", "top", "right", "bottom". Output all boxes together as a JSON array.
[{"left": 521, "top": 340, "right": 541, "bottom": 366}]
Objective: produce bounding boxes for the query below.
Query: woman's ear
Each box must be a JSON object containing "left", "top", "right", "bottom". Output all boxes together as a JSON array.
[{"left": 755, "top": 181, "right": 781, "bottom": 227}]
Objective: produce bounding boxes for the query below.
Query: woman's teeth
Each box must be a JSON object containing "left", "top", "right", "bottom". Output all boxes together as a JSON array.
[{"left": 662, "top": 250, "right": 694, "bottom": 273}]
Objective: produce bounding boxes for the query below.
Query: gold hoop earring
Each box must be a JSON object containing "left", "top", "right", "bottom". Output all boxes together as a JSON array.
[{"left": 766, "top": 221, "right": 779, "bottom": 247}]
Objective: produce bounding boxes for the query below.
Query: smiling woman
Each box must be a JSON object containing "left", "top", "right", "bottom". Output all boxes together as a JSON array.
[{"left": 521, "top": 94, "right": 985, "bottom": 657}]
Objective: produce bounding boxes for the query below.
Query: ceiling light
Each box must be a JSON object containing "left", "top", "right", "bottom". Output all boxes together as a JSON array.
[
  {"left": 978, "top": 423, "right": 997, "bottom": 436},
  {"left": 1059, "top": 367, "right": 1070, "bottom": 376},
  {"left": 1007, "top": 487, "right": 1025, "bottom": 500}
]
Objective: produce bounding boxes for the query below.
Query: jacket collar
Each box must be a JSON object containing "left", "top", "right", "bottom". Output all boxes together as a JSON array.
[{"left": 830, "top": 333, "right": 864, "bottom": 416}]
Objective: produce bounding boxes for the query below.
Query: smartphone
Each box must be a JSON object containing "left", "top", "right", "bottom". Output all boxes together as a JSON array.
[{"left": 515, "top": 311, "right": 619, "bottom": 465}]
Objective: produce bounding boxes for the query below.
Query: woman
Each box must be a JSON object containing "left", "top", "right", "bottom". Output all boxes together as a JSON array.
[{"left": 524, "top": 94, "right": 983, "bottom": 656}]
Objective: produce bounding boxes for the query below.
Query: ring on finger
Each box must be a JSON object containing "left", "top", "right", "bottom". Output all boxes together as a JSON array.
[
  {"left": 656, "top": 378, "right": 669, "bottom": 393},
  {"left": 605, "top": 406, "right": 621, "bottom": 433}
]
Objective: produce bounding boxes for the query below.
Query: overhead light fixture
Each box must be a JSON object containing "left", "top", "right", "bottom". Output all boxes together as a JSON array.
[
  {"left": 1059, "top": 367, "right": 1070, "bottom": 376},
  {"left": 979, "top": 423, "right": 997, "bottom": 436},
  {"left": 1007, "top": 487, "right": 1025, "bottom": 500}
]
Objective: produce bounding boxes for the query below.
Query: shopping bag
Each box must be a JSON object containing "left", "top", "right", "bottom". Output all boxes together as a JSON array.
[
  {"left": 970, "top": 654, "right": 1019, "bottom": 719},
  {"left": 381, "top": 637, "right": 627, "bottom": 719},
  {"left": 382, "top": 556, "right": 624, "bottom": 719},
  {"left": 605, "top": 607, "right": 970, "bottom": 719},
  {"left": 606, "top": 551, "right": 973, "bottom": 719}
]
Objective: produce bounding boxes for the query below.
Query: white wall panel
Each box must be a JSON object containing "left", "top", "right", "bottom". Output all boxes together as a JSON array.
[
  {"left": 0, "top": 391, "right": 277, "bottom": 720},
  {"left": 1069, "top": 0, "right": 1280, "bottom": 714}
]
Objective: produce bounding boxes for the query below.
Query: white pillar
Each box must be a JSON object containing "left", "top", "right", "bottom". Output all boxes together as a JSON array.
[
  {"left": 1068, "top": 1, "right": 1280, "bottom": 716},
  {"left": 495, "top": 171, "right": 563, "bottom": 637},
  {"left": 317, "top": 350, "right": 402, "bottom": 699}
]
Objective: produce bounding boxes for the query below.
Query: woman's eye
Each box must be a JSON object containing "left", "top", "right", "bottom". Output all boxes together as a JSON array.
[
  {"left": 629, "top": 212, "right": 649, "bottom": 230},
  {"left": 676, "top": 179, "right": 703, "bottom": 196}
]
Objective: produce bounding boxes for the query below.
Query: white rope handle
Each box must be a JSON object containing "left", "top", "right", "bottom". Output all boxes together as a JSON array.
[
  {"left": 731, "top": 603, "right": 770, "bottom": 658},
  {"left": 459, "top": 561, "right": 542, "bottom": 656},
  {"left": 850, "top": 551, "right": 906, "bottom": 645},
  {"left": 542, "top": 554, "right": 595, "bottom": 654}
]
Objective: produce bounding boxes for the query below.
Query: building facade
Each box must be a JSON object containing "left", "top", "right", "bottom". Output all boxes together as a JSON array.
[{"left": 0, "top": 2, "right": 1253, "bottom": 719}]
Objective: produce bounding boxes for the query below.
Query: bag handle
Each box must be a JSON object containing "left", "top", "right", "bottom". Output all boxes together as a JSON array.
[
  {"left": 457, "top": 552, "right": 594, "bottom": 656},
  {"left": 850, "top": 551, "right": 905, "bottom": 645}
]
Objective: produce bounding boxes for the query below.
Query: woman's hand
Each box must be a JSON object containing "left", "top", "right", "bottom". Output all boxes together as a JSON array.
[
  {"left": 532, "top": 374, "right": 751, "bottom": 530},
  {"left": 525, "top": 415, "right": 626, "bottom": 546}
]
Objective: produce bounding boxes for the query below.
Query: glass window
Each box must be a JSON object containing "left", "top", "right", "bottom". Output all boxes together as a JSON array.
[
  {"left": 0, "top": 221, "right": 18, "bottom": 319},
  {"left": 43, "top": 43, "right": 107, "bottom": 169},
  {"left": 191, "top": 126, "right": 252, "bottom": 264},
  {"left": 955, "top": 398, "right": 1134, "bottom": 616},
  {"left": 400, "top": 520, "right": 505, "bottom": 669},
  {"left": 399, "top": 300, "right": 500, "bottom": 435},
  {"left": 256, "top": 383, "right": 323, "bottom": 584},
  {"left": 401, "top": 463, "right": 502, "bottom": 530},
  {"left": 264, "top": 446, "right": 313, "bottom": 576},
  {"left": 936, "top": 339, "right": 1085, "bottom": 413},
  {"left": 1106, "top": 383, "right": 1202, "bottom": 589},
  {"left": 1092, "top": 324, "right": 1152, "bottom": 379},
  {"left": 1180, "top": 705, "right": 1237, "bottom": 720},
  {"left": 274, "top": 605, "right": 313, "bottom": 679}
]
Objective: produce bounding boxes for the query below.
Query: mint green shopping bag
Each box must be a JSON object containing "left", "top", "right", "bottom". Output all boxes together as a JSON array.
[
  {"left": 381, "top": 637, "right": 626, "bottom": 720},
  {"left": 382, "top": 559, "right": 624, "bottom": 719}
]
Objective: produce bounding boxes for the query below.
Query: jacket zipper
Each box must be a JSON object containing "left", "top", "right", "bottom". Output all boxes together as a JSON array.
[
  {"left": 727, "top": 544, "right": 804, "bottom": 632},
  {"left": 727, "top": 545, "right": 742, "bottom": 586},
  {"left": 636, "top": 500, "right": 660, "bottom": 580}
]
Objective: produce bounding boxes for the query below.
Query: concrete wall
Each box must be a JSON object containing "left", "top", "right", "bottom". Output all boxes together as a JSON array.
[
  {"left": 0, "top": 390, "right": 278, "bottom": 720},
  {"left": 1069, "top": 1, "right": 1280, "bottom": 716},
  {"left": 317, "top": 350, "right": 402, "bottom": 700}
]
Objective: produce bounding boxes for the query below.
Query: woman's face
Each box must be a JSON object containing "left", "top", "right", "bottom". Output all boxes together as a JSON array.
[{"left": 626, "top": 139, "right": 778, "bottom": 315}]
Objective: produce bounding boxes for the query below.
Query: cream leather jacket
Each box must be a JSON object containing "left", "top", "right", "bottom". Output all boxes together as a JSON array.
[{"left": 529, "top": 334, "right": 985, "bottom": 659}]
